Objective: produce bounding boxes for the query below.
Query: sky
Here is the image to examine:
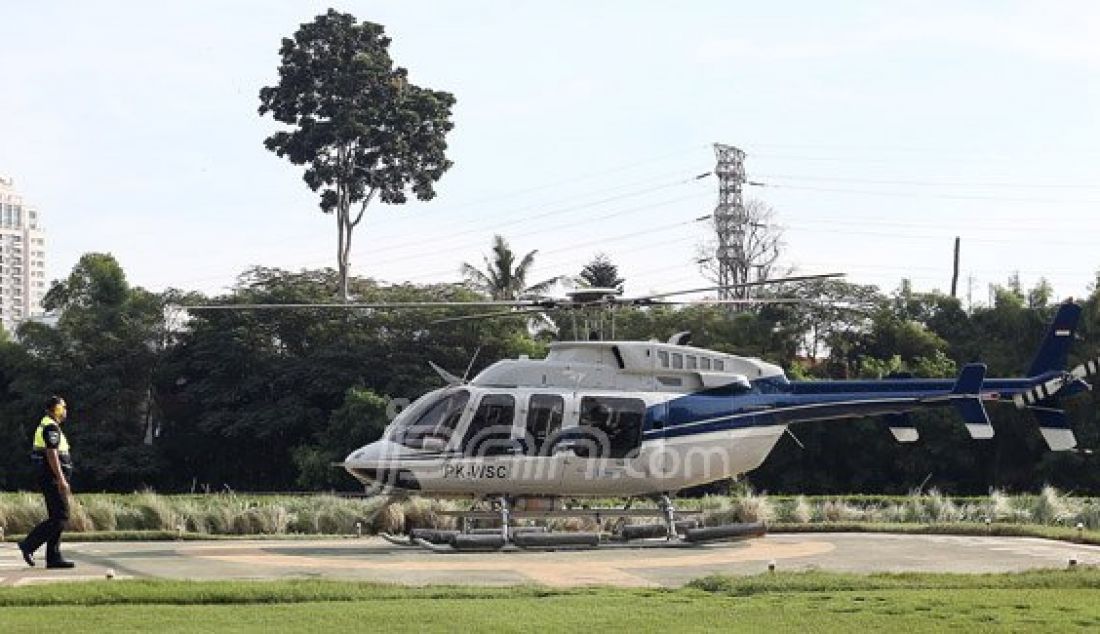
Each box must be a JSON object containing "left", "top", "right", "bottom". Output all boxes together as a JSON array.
[{"left": 2, "top": 1, "right": 1099, "bottom": 306}]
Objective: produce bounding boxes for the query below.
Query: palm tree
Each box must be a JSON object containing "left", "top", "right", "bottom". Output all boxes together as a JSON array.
[{"left": 461, "top": 235, "right": 561, "bottom": 300}]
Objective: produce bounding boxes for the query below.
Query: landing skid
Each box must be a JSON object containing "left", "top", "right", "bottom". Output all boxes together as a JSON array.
[{"left": 380, "top": 495, "right": 767, "bottom": 552}]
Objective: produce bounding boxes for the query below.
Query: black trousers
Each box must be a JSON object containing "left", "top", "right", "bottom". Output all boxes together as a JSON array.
[{"left": 22, "top": 471, "right": 70, "bottom": 562}]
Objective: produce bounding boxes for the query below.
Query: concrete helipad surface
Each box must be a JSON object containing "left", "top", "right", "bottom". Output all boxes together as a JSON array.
[{"left": 3, "top": 533, "right": 1099, "bottom": 587}]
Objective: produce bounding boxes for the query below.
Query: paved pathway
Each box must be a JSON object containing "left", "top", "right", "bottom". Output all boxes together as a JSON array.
[{"left": 3, "top": 533, "right": 1098, "bottom": 587}]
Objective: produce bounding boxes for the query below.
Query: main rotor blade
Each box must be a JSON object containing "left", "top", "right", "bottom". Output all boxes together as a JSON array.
[
  {"left": 180, "top": 300, "right": 536, "bottom": 311},
  {"left": 430, "top": 307, "right": 554, "bottom": 325},
  {"left": 651, "top": 297, "right": 818, "bottom": 306},
  {"left": 632, "top": 273, "right": 845, "bottom": 302}
]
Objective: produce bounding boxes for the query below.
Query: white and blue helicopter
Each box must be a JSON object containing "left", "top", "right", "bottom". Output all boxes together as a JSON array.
[{"left": 191, "top": 276, "right": 1099, "bottom": 550}]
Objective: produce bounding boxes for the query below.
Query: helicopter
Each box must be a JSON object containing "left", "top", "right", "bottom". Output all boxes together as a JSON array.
[{"left": 189, "top": 277, "right": 1099, "bottom": 551}]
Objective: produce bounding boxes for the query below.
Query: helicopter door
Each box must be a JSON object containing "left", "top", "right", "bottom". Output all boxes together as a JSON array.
[
  {"left": 560, "top": 396, "right": 646, "bottom": 494},
  {"left": 460, "top": 394, "right": 518, "bottom": 457},
  {"left": 576, "top": 396, "right": 646, "bottom": 459},
  {"left": 525, "top": 394, "right": 564, "bottom": 456}
]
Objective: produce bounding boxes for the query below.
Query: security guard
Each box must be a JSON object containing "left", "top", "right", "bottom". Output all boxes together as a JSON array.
[{"left": 17, "top": 396, "right": 76, "bottom": 569}]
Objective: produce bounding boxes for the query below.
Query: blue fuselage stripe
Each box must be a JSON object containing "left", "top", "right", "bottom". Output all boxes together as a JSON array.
[{"left": 642, "top": 374, "right": 1055, "bottom": 441}]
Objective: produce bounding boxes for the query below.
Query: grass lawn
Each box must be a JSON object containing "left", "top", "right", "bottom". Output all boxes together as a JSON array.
[{"left": 2, "top": 571, "right": 1100, "bottom": 632}]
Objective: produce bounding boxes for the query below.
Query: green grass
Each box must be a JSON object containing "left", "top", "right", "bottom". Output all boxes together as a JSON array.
[{"left": 1, "top": 572, "right": 1099, "bottom": 632}]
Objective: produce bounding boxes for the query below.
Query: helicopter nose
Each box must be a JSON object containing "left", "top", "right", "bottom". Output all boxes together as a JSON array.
[
  {"left": 343, "top": 441, "right": 422, "bottom": 490},
  {"left": 343, "top": 444, "right": 376, "bottom": 483}
]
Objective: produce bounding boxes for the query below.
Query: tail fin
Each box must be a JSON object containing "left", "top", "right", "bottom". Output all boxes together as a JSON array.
[
  {"left": 1027, "top": 302, "right": 1082, "bottom": 376},
  {"left": 1013, "top": 356, "right": 1099, "bottom": 450},
  {"left": 1016, "top": 303, "right": 1091, "bottom": 451}
]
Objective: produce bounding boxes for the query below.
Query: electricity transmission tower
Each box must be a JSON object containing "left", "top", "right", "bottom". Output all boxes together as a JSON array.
[{"left": 712, "top": 143, "right": 748, "bottom": 300}]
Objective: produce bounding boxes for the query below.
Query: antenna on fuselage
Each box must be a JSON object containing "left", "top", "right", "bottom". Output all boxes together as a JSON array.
[{"left": 462, "top": 347, "right": 482, "bottom": 382}]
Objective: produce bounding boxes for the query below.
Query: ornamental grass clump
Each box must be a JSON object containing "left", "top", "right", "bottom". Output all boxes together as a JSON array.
[
  {"left": 0, "top": 493, "right": 43, "bottom": 534},
  {"left": 708, "top": 489, "right": 775, "bottom": 525},
  {"left": 924, "top": 489, "right": 962, "bottom": 523},
  {"left": 132, "top": 491, "right": 177, "bottom": 531},
  {"left": 80, "top": 496, "right": 120, "bottom": 532},
  {"left": 401, "top": 497, "right": 456, "bottom": 532},
  {"left": 1029, "top": 485, "right": 1078, "bottom": 525},
  {"left": 820, "top": 499, "right": 862, "bottom": 522}
]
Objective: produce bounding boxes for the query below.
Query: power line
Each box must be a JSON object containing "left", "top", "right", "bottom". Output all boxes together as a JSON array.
[
  {"left": 361, "top": 173, "right": 712, "bottom": 260},
  {"left": 754, "top": 173, "right": 1100, "bottom": 191},
  {"left": 749, "top": 181, "right": 1100, "bottom": 205},
  {"left": 782, "top": 224, "right": 1100, "bottom": 247},
  {"left": 168, "top": 170, "right": 711, "bottom": 287},
  {"left": 172, "top": 196, "right": 713, "bottom": 290},
  {"left": 392, "top": 215, "right": 712, "bottom": 284},
  {"left": 420, "top": 144, "right": 708, "bottom": 212}
]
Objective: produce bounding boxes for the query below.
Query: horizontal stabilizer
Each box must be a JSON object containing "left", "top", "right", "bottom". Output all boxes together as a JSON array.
[
  {"left": 1031, "top": 406, "right": 1078, "bottom": 451},
  {"left": 885, "top": 413, "right": 918, "bottom": 443},
  {"left": 889, "top": 427, "right": 920, "bottom": 442}
]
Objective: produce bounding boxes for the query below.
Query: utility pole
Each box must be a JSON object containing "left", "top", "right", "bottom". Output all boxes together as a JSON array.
[
  {"left": 950, "top": 236, "right": 960, "bottom": 298},
  {"left": 712, "top": 143, "right": 747, "bottom": 300}
]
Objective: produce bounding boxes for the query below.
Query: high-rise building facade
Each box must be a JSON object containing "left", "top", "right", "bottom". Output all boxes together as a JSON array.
[{"left": 0, "top": 176, "right": 47, "bottom": 334}]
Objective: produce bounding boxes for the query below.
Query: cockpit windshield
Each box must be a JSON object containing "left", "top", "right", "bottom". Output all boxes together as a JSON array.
[{"left": 388, "top": 388, "right": 470, "bottom": 449}]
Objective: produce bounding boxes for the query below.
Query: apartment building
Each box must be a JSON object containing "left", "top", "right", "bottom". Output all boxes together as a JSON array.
[{"left": 0, "top": 176, "right": 47, "bottom": 333}]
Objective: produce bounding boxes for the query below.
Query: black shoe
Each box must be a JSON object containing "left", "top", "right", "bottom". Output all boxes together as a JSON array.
[
  {"left": 16, "top": 541, "right": 35, "bottom": 567},
  {"left": 46, "top": 559, "right": 75, "bottom": 569}
]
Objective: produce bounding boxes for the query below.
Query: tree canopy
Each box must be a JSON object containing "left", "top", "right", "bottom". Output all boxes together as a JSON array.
[
  {"left": 578, "top": 253, "right": 625, "bottom": 291},
  {"left": 0, "top": 253, "right": 1096, "bottom": 496},
  {"left": 258, "top": 9, "right": 456, "bottom": 299}
]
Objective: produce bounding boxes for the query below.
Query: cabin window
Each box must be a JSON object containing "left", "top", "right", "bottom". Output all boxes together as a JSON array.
[
  {"left": 525, "top": 394, "right": 564, "bottom": 456},
  {"left": 671, "top": 353, "right": 683, "bottom": 370},
  {"left": 700, "top": 357, "right": 712, "bottom": 370},
  {"left": 657, "top": 350, "right": 669, "bottom": 368},
  {"left": 461, "top": 394, "right": 516, "bottom": 457},
  {"left": 714, "top": 359, "right": 725, "bottom": 371},
  {"left": 575, "top": 397, "right": 645, "bottom": 459},
  {"left": 392, "top": 388, "right": 470, "bottom": 449},
  {"left": 686, "top": 356, "right": 697, "bottom": 370}
]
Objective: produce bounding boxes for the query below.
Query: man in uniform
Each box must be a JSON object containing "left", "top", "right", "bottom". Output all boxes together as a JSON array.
[{"left": 17, "top": 396, "right": 76, "bottom": 569}]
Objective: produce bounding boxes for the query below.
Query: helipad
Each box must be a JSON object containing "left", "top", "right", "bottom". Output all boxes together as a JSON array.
[{"left": 3, "top": 533, "right": 1098, "bottom": 587}]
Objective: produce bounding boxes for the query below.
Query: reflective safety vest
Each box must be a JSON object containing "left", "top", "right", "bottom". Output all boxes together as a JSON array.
[{"left": 32, "top": 415, "right": 69, "bottom": 454}]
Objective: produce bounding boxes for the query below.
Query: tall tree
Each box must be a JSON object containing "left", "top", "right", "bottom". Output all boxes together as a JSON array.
[
  {"left": 461, "top": 235, "right": 561, "bottom": 300},
  {"left": 578, "top": 253, "right": 625, "bottom": 291},
  {"left": 259, "top": 9, "right": 456, "bottom": 300}
]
